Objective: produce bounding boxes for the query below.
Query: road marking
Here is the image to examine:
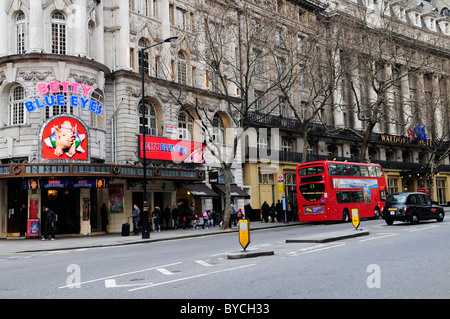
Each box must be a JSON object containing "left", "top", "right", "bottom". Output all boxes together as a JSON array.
[
  {"left": 58, "top": 261, "right": 183, "bottom": 289},
  {"left": 128, "top": 264, "right": 256, "bottom": 292},
  {"left": 408, "top": 225, "right": 438, "bottom": 232},
  {"left": 286, "top": 243, "right": 345, "bottom": 256},
  {"left": 358, "top": 233, "right": 398, "bottom": 242},
  {"left": 302, "top": 243, "right": 346, "bottom": 254},
  {"left": 157, "top": 268, "right": 175, "bottom": 275},
  {"left": 195, "top": 260, "right": 213, "bottom": 267},
  {"left": 105, "top": 279, "right": 153, "bottom": 288}
]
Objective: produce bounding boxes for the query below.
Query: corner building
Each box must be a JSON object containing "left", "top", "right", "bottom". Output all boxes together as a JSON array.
[{"left": 0, "top": 0, "right": 236, "bottom": 238}]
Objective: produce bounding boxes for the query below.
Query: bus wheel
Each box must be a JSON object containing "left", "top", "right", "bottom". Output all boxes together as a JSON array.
[
  {"left": 342, "top": 209, "right": 350, "bottom": 222},
  {"left": 374, "top": 208, "right": 381, "bottom": 219}
]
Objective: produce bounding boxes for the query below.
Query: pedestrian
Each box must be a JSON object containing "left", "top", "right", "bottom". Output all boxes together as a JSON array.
[
  {"left": 237, "top": 208, "right": 244, "bottom": 220},
  {"left": 261, "top": 201, "right": 269, "bottom": 222},
  {"left": 244, "top": 203, "right": 252, "bottom": 221},
  {"left": 186, "top": 203, "right": 195, "bottom": 230},
  {"left": 276, "top": 200, "right": 283, "bottom": 222},
  {"left": 163, "top": 205, "right": 171, "bottom": 230},
  {"left": 171, "top": 205, "right": 179, "bottom": 229},
  {"left": 131, "top": 204, "right": 140, "bottom": 235},
  {"left": 202, "top": 210, "right": 209, "bottom": 229},
  {"left": 192, "top": 212, "right": 198, "bottom": 230},
  {"left": 101, "top": 203, "right": 108, "bottom": 231},
  {"left": 42, "top": 206, "right": 56, "bottom": 240},
  {"left": 270, "top": 203, "right": 276, "bottom": 222},
  {"left": 230, "top": 201, "right": 237, "bottom": 227},
  {"left": 152, "top": 204, "right": 162, "bottom": 232}
]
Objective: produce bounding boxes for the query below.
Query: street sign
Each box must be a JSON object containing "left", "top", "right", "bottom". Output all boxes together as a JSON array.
[
  {"left": 238, "top": 219, "right": 250, "bottom": 251},
  {"left": 351, "top": 208, "right": 360, "bottom": 230}
]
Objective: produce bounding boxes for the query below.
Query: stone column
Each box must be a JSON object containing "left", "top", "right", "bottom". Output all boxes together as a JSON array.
[
  {"left": 116, "top": 0, "right": 130, "bottom": 70},
  {"left": 29, "top": 0, "right": 44, "bottom": 53},
  {"left": 73, "top": 0, "right": 87, "bottom": 57}
]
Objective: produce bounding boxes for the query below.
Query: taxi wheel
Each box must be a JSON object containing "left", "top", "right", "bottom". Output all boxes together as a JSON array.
[{"left": 410, "top": 214, "right": 419, "bottom": 225}]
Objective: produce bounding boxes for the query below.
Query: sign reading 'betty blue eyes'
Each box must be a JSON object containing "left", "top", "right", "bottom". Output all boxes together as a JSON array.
[{"left": 24, "top": 81, "right": 103, "bottom": 116}]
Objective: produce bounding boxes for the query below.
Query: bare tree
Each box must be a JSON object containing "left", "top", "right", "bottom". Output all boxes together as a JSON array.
[{"left": 161, "top": 1, "right": 307, "bottom": 229}]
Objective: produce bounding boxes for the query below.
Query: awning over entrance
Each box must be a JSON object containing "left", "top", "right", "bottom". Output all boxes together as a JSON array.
[
  {"left": 213, "top": 184, "right": 250, "bottom": 199},
  {"left": 183, "top": 183, "right": 219, "bottom": 197}
]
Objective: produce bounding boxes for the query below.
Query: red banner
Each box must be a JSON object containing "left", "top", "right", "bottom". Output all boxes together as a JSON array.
[{"left": 139, "top": 136, "right": 205, "bottom": 164}]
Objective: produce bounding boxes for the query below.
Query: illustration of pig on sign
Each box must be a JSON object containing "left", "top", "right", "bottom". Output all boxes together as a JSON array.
[{"left": 43, "top": 120, "right": 86, "bottom": 158}]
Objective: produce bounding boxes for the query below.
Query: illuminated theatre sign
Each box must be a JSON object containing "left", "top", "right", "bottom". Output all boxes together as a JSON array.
[{"left": 24, "top": 81, "right": 103, "bottom": 115}]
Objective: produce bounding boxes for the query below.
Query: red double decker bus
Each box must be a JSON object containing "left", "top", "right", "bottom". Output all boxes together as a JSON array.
[{"left": 296, "top": 161, "right": 388, "bottom": 222}]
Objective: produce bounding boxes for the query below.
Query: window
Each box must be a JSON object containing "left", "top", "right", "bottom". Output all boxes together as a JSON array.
[
  {"left": 388, "top": 178, "right": 398, "bottom": 194},
  {"left": 16, "top": 12, "right": 26, "bottom": 54},
  {"left": 45, "top": 90, "right": 73, "bottom": 119},
  {"left": 212, "top": 114, "right": 225, "bottom": 143},
  {"left": 276, "top": 57, "right": 284, "bottom": 79},
  {"left": 139, "top": 101, "right": 158, "bottom": 136},
  {"left": 175, "top": 8, "right": 186, "bottom": 30},
  {"left": 9, "top": 86, "right": 26, "bottom": 125},
  {"left": 138, "top": 39, "right": 150, "bottom": 75},
  {"left": 51, "top": 12, "right": 66, "bottom": 54},
  {"left": 178, "top": 108, "right": 193, "bottom": 140},
  {"left": 253, "top": 50, "right": 262, "bottom": 76},
  {"left": 177, "top": 52, "right": 187, "bottom": 84},
  {"left": 436, "top": 179, "right": 447, "bottom": 205},
  {"left": 281, "top": 138, "right": 292, "bottom": 152}
]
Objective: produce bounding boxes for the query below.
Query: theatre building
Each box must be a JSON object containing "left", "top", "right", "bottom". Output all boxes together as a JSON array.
[{"left": 0, "top": 0, "right": 227, "bottom": 238}]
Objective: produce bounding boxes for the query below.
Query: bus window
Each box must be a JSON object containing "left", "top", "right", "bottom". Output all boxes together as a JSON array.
[
  {"left": 351, "top": 165, "right": 361, "bottom": 176},
  {"left": 360, "top": 166, "right": 369, "bottom": 177},
  {"left": 298, "top": 166, "right": 324, "bottom": 176},
  {"left": 380, "top": 190, "right": 387, "bottom": 201},
  {"left": 337, "top": 164, "right": 347, "bottom": 176},
  {"left": 299, "top": 183, "right": 325, "bottom": 202},
  {"left": 354, "top": 191, "right": 364, "bottom": 203},
  {"left": 375, "top": 166, "right": 383, "bottom": 177},
  {"left": 328, "top": 164, "right": 337, "bottom": 176},
  {"left": 368, "top": 166, "right": 376, "bottom": 177}
]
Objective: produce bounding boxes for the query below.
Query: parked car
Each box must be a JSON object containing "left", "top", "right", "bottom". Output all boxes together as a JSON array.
[{"left": 382, "top": 192, "right": 445, "bottom": 225}]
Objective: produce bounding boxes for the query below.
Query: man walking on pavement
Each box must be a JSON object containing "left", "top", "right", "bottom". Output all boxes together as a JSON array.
[
  {"left": 132, "top": 204, "right": 140, "bottom": 236},
  {"left": 42, "top": 206, "right": 57, "bottom": 241}
]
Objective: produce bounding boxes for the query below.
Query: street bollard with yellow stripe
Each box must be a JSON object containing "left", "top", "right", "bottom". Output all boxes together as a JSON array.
[{"left": 238, "top": 219, "right": 250, "bottom": 251}]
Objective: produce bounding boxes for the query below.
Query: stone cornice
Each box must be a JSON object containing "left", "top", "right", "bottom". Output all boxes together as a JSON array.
[{"left": 0, "top": 53, "right": 111, "bottom": 75}]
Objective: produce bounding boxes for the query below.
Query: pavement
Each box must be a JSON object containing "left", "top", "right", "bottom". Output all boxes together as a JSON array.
[{"left": 1, "top": 220, "right": 301, "bottom": 254}]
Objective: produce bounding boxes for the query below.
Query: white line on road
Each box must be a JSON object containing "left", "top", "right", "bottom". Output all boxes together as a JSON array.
[
  {"left": 157, "top": 268, "right": 175, "bottom": 275},
  {"left": 195, "top": 260, "right": 213, "bottom": 267},
  {"left": 128, "top": 264, "right": 256, "bottom": 292},
  {"left": 58, "top": 261, "right": 183, "bottom": 289},
  {"left": 408, "top": 225, "right": 439, "bottom": 232},
  {"left": 105, "top": 279, "right": 154, "bottom": 288},
  {"left": 358, "top": 233, "right": 398, "bottom": 242}
]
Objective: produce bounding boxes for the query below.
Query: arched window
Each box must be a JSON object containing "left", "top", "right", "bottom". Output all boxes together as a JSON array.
[
  {"left": 51, "top": 11, "right": 66, "bottom": 54},
  {"left": 177, "top": 51, "right": 187, "bottom": 84},
  {"left": 9, "top": 85, "right": 26, "bottom": 125},
  {"left": 139, "top": 101, "right": 158, "bottom": 136},
  {"left": 138, "top": 38, "right": 150, "bottom": 75},
  {"left": 178, "top": 107, "right": 193, "bottom": 140},
  {"left": 16, "top": 11, "right": 26, "bottom": 54}
]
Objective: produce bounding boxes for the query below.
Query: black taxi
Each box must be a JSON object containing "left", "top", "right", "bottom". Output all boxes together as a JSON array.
[{"left": 382, "top": 192, "right": 445, "bottom": 225}]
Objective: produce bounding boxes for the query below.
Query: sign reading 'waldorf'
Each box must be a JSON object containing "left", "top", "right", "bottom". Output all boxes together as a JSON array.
[{"left": 24, "top": 81, "right": 103, "bottom": 115}]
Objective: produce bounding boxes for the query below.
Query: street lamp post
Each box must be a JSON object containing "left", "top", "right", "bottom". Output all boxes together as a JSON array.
[{"left": 141, "top": 36, "right": 178, "bottom": 239}]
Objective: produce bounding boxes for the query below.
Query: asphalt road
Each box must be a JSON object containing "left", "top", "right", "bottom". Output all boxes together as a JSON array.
[{"left": 1, "top": 218, "right": 449, "bottom": 303}]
